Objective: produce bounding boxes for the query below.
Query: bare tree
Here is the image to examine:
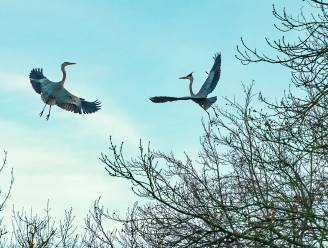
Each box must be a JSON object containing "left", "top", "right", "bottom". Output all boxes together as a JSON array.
[
  {"left": 0, "top": 156, "right": 118, "bottom": 247},
  {"left": 83, "top": 198, "right": 116, "bottom": 248},
  {"left": 4, "top": 1, "right": 328, "bottom": 247},
  {"left": 9, "top": 203, "right": 78, "bottom": 248},
  {"left": 0, "top": 151, "right": 14, "bottom": 246},
  {"left": 5, "top": 201, "right": 118, "bottom": 248},
  {"left": 237, "top": 0, "right": 328, "bottom": 124},
  {"left": 96, "top": 1, "right": 328, "bottom": 247}
]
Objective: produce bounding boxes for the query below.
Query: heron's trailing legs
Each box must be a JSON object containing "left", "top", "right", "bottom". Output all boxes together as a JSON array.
[
  {"left": 39, "top": 104, "right": 52, "bottom": 120},
  {"left": 39, "top": 103, "right": 47, "bottom": 117},
  {"left": 46, "top": 105, "right": 52, "bottom": 121},
  {"left": 206, "top": 107, "right": 217, "bottom": 126},
  {"left": 205, "top": 110, "right": 211, "bottom": 125}
]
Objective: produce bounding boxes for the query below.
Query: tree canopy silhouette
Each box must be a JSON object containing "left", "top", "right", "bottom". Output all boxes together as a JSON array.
[
  {"left": 2, "top": 1, "right": 328, "bottom": 247},
  {"left": 98, "top": 1, "right": 328, "bottom": 247}
]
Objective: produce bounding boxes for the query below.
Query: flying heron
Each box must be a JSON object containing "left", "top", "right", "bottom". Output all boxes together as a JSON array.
[
  {"left": 149, "top": 53, "right": 221, "bottom": 111},
  {"left": 29, "top": 62, "right": 101, "bottom": 120}
]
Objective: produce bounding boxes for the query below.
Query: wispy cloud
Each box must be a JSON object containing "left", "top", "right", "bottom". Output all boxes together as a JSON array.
[
  {"left": 0, "top": 70, "right": 143, "bottom": 224},
  {"left": 0, "top": 68, "right": 142, "bottom": 147},
  {"left": 61, "top": 111, "right": 142, "bottom": 146},
  {"left": 0, "top": 72, "right": 28, "bottom": 93},
  {"left": 0, "top": 117, "right": 138, "bottom": 228}
]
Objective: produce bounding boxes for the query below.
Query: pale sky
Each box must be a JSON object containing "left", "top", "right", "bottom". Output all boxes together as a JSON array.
[{"left": 0, "top": 0, "right": 302, "bottom": 229}]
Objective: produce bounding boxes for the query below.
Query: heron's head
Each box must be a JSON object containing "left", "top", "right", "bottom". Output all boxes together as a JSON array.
[
  {"left": 62, "top": 61, "right": 76, "bottom": 67},
  {"left": 179, "top": 72, "right": 193, "bottom": 80}
]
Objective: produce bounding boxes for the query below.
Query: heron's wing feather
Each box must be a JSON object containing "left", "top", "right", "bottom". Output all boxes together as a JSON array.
[
  {"left": 55, "top": 88, "right": 82, "bottom": 113},
  {"left": 29, "top": 68, "right": 52, "bottom": 94},
  {"left": 197, "top": 53, "right": 221, "bottom": 97},
  {"left": 150, "top": 96, "right": 193, "bottom": 103},
  {"left": 56, "top": 88, "right": 101, "bottom": 114}
]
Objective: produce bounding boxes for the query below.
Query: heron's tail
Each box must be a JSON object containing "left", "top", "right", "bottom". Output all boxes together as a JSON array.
[
  {"left": 200, "top": 96, "right": 217, "bottom": 110},
  {"left": 81, "top": 100, "right": 101, "bottom": 114}
]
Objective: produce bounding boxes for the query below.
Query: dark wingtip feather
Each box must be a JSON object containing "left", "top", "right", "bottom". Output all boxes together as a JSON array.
[
  {"left": 29, "top": 68, "right": 44, "bottom": 80},
  {"left": 149, "top": 97, "right": 157, "bottom": 103},
  {"left": 213, "top": 52, "right": 221, "bottom": 60},
  {"left": 149, "top": 96, "right": 168, "bottom": 103},
  {"left": 149, "top": 96, "right": 183, "bottom": 103},
  {"left": 81, "top": 100, "right": 101, "bottom": 114},
  {"left": 29, "top": 68, "right": 45, "bottom": 94}
]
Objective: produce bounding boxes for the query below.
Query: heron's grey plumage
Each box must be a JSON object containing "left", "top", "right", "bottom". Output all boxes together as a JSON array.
[
  {"left": 29, "top": 68, "right": 51, "bottom": 94},
  {"left": 149, "top": 52, "right": 221, "bottom": 111},
  {"left": 197, "top": 53, "right": 221, "bottom": 97},
  {"left": 29, "top": 63, "right": 101, "bottom": 120}
]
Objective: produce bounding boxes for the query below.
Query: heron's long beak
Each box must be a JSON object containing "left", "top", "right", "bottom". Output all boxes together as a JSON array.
[
  {"left": 179, "top": 72, "right": 193, "bottom": 80},
  {"left": 67, "top": 62, "right": 76, "bottom": 65}
]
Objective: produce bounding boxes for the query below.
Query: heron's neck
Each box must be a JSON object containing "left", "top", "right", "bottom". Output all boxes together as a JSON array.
[
  {"left": 59, "top": 65, "right": 67, "bottom": 86},
  {"left": 189, "top": 77, "right": 195, "bottom": 96}
]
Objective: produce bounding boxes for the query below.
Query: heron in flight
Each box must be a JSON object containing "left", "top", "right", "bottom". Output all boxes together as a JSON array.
[
  {"left": 29, "top": 62, "right": 101, "bottom": 120},
  {"left": 150, "top": 53, "right": 221, "bottom": 111}
]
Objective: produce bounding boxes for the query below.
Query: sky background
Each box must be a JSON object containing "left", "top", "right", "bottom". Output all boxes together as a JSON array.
[{"left": 0, "top": 0, "right": 304, "bottom": 229}]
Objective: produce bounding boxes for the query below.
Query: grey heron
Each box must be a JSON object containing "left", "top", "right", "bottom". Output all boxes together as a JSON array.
[
  {"left": 29, "top": 62, "right": 101, "bottom": 120},
  {"left": 149, "top": 53, "right": 221, "bottom": 111}
]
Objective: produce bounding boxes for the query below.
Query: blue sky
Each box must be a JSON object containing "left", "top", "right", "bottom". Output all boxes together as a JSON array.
[{"left": 0, "top": 0, "right": 303, "bottom": 227}]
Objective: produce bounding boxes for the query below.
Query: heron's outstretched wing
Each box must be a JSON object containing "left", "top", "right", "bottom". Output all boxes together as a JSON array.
[
  {"left": 150, "top": 96, "right": 194, "bottom": 103},
  {"left": 197, "top": 53, "right": 221, "bottom": 97},
  {"left": 29, "top": 68, "right": 52, "bottom": 94},
  {"left": 56, "top": 88, "right": 101, "bottom": 114}
]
